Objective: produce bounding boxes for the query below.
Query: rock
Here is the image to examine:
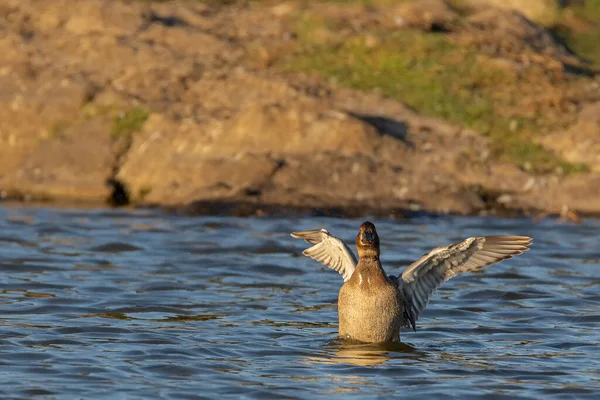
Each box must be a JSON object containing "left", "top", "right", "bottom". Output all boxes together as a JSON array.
[
  {"left": 137, "top": 25, "right": 232, "bottom": 60},
  {"left": 4, "top": 118, "right": 114, "bottom": 201},
  {"left": 270, "top": 2, "right": 299, "bottom": 17},
  {"left": 539, "top": 103, "right": 600, "bottom": 172},
  {"left": 117, "top": 100, "right": 488, "bottom": 215},
  {"left": 214, "top": 103, "right": 381, "bottom": 157},
  {"left": 465, "top": 8, "right": 571, "bottom": 61},
  {"left": 0, "top": 0, "right": 599, "bottom": 217},
  {"left": 63, "top": 0, "right": 144, "bottom": 36},
  {"left": 496, "top": 194, "right": 513, "bottom": 204},
  {"left": 463, "top": 0, "right": 560, "bottom": 25},
  {"left": 117, "top": 114, "right": 281, "bottom": 204},
  {"left": 268, "top": 154, "right": 484, "bottom": 214},
  {"left": 512, "top": 173, "right": 600, "bottom": 215},
  {"left": 182, "top": 73, "right": 303, "bottom": 118},
  {"left": 0, "top": 75, "right": 93, "bottom": 184},
  {"left": 272, "top": 154, "right": 400, "bottom": 204},
  {"left": 389, "top": 0, "right": 459, "bottom": 31}
]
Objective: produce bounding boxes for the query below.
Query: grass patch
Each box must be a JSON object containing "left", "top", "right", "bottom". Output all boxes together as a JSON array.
[
  {"left": 49, "top": 122, "right": 71, "bottom": 138},
  {"left": 138, "top": 186, "right": 152, "bottom": 201},
  {"left": 287, "top": 13, "right": 589, "bottom": 173},
  {"left": 552, "top": 0, "right": 600, "bottom": 64},
  {"left": 504, "top": 141, "right": 588, "bottom": 174},
  {"left": 111, "top": 107, "right": 149, "bottom": 139},
  {"left": 293, "top": 33, "right": 496, "bottom": 131},
  {"left": 136, "top": 0, "right": 254, "bottom": 5}
]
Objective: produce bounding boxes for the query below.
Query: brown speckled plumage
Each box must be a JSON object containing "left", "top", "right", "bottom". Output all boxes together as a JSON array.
[
  {"left": 291, "top": 221, "right": 532, "bottom": 343},
  {"left": 338, "top": 257, "right": 402, "bottom": 342}
]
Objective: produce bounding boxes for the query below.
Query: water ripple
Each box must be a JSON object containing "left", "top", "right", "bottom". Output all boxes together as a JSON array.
[{"left": 0, "top": 207, "right": 599, "bottom": 398}]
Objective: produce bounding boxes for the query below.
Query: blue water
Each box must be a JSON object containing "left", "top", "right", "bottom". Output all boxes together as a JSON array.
[{"left": 0, "top": 206, "right": 599, "bottom": 399}]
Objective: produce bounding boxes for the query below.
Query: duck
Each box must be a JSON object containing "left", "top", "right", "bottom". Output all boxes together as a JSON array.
[{"left": 291, "top": 221, "right": 532, "bottom": 343}]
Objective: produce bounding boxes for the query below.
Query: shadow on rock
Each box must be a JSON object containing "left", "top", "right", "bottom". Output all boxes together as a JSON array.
[{"left": 349, "top": 112, "right": 413, "bottom": 147}]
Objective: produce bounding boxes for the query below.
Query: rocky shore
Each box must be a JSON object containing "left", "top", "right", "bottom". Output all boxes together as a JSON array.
[{"left": 1, "top": 0, "right": 600, "bottom": 218}]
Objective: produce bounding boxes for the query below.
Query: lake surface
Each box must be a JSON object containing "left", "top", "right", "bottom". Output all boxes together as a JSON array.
[{"left": 0, "top": 206, "right": 599, "bottom": 399}]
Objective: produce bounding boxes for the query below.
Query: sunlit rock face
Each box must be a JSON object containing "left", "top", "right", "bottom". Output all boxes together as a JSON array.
[{"left": 1, "top": 0, "right": 599, "bottom": 217}]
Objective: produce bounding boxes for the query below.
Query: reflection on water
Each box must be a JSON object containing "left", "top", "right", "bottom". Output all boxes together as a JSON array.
[
  {"left": 0, "top": 206, "right": 599, "bottom": 399},
  {"left": 310, "top": 339, "right": 424, "bottom": 367}
]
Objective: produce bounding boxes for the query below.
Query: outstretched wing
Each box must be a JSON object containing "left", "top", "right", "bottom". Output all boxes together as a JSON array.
[
  {"left": 400, "top": 235, "right": 532, "bottom": 331},
  {"left": 290, "top": 229, "right": 358, "bottom": 282}
]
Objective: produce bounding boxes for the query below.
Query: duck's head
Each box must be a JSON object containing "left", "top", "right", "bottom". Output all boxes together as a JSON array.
[{"left": 356, "top": 221, "right": 380, "bottom": 258}]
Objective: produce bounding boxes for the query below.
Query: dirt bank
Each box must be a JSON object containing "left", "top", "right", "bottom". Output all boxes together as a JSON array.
[{"left": 1, "top": 0, "right": 600, "bottom": 218}]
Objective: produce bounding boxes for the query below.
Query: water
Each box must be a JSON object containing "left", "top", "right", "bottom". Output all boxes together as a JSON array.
[{"left": 0, "top": 206, "right": 599, "bottom": 399}]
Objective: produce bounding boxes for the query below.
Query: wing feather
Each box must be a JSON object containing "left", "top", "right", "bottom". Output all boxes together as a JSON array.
[
  {"left": 400, "top": 235, "right": 532, "bottom": 331},
  {"left": 290, "top": 229, "right": 358, "bottom": 282}
]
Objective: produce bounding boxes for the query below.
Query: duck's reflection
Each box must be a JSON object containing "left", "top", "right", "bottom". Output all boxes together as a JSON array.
[{"left": 306, "top": 337, "right": 426, "bottom": 366}]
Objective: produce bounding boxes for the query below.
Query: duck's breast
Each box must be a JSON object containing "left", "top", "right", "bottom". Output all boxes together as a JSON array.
[{"left": 338, "top": 278, "right": 402, "bottom": 342}]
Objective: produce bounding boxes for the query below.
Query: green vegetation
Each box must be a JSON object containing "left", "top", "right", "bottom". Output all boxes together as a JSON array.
[
  {"left": 508, "top": 142, "right": 588, "bottom": 174},
  {"left": 137, "top": 0, "right": 248, "bottom": 4},
  {"left": 553, "top": 0, "right": 600, "bottom": 64},
  {"left": 49, "top": 121, "right": 71, "bottom": 138},
  {"left": 81, "top": 103, "right": 118, "bottom": 120},
  {"left": 138, "top": 186, "right": 152, "bottom": 201},
  {"left": 293, "top": 29, "right": 497, "bottom": 131},
  {"left": 48, "top": 104, "right": 149, "bottom": 143},
  {"left": 111, "top": 107, "right": 149, "bottom": 139},
  {"left": 287, "top": 10, "right": 592, "bottom": 174}
]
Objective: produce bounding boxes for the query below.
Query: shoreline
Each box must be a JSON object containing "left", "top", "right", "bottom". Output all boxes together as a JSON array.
[
  {"left": 1, "top": 0, "right": 599, "bottom": 222},
  {"left": 0, "top": 198, "right": 589, "bottom": 223}
]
